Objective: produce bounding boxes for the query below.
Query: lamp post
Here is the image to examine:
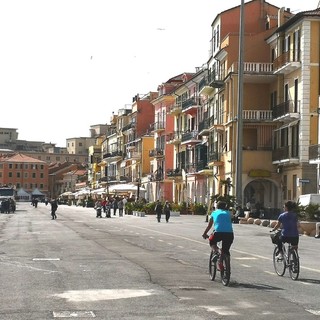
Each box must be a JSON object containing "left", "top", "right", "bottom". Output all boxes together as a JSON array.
[
  {"left": 136, "top": 175, "right": 141, "bottom": 201},
  {"left": 235, "top": 0, "right": 245, "bottom": 206}
]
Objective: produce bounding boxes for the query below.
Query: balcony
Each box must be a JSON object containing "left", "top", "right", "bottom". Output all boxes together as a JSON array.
[
  {"left": 208, "top": 152, "right": 223, "bottom": 167},
  {"left": 166, "top": 168, "right": 183, "bottom": 179},
  {"left": 198, "top": 118, "right": 210, "bottom": 136},
  {"left": 122, "top": 122, "right": 136, "bottom": 133},
  {"left": 149, "top": 172, "right": 164, "bottom": 181},
  {"left": 125, "top": 151, "right": 141, "bottom": 161},
  {"left": 181, "top": 96, "right": 201, "bottom": 115},
  {"left": 119, "top": 175, "right": 132, "bottom": 183},
  {"left": 181, "top": 131, "right": 201, "bottom": 145},
  {"left": 126, "top": 141, "right": 136, "bottom": 150},
  {"left": 272, "top": 100, "right": 300, "bottom": 122},
  {"left": 168, "top": 103, "right": 182, "bottom": 115},
  {"left": 243, "top": 110, "right": 273, "bottom": 122},
  {"left": 166, "top": 131, "right": 182, "bottom": 145},
  {"left": 149, "top": 149, "right": 164, "bottom": 158},
  {"left": 272, "top": 146, "right": 299, "bottom": 164},
  {"left": 273, "top": 50, "right": 301, "bottom": 75},
  {"left": 199, "top": 70, "right": 224, "bottom": 95},
  {"left": 102, "top": 150, "right": 123, "bottom": 163},
  {"left": 309, "top": 145, "right": 320, "bottom": 163},
  {"left": 150, "top": 121, "right": 165, "bottom": 133}
]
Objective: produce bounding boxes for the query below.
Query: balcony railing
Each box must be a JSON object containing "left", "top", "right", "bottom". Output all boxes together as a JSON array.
[
  {"left": 167, "top": 131, "right": 182, "bottom": 144},
  {"left": 181, "top": 96, "right": 201, "bottom": 111},
  {"left": 272, "top": 146, "right": 299, "bottom": 162},
  {"left": 181, "top": 130, "right": 200, "bottom": 143},
  {"left": 166, "top": 168, "right": 183, "bottom": 178},
  {"left": 198, "top": 118, "right": 209, "bottom": 135},
  {"left": 229, "top": 62, "right": 274, "bottom": 74},
  {"left": 168, "top": 103, "right": 182, "bottom": 115},
  {"left": 149, "top": 149, "right": 164, "bottom": 157},
  {"left": 103, "top": 150, "right": 123, "bottom": 158},
  {"left": 150, "top": 121, "right": 165, "bottom": 132},
  {"left": 272, "top": 100, "right": 300, "bottom": 120},
  {"left": 122, "top": 122, "right": 135, "bottom": 132},
  {"left": 196, "top": 160, "right": 210, "bottom": 172},
  {"left": 208, "top": 152, "right": 222, "bottom": 163},
  {"left": 273, "top": 50, "right": 301, "bottom": 72},
  {"left": 125, "top": 151, "right": 141, "bottom": 160},
  {"left": 243, "top": 110, "right": 273, "bottom": 121}
]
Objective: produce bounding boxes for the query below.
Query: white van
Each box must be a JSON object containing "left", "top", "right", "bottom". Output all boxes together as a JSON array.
[{"left": 297, "top": 194, "right": 320, "bottom": 206}]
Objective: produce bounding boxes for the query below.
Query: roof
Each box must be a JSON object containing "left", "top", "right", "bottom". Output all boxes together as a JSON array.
[
  {"left": 276, "top": 8, "right": 320, "bottom": 32},
  {"left": 0, "top": 152, "right": 46, "bottom": 164}
]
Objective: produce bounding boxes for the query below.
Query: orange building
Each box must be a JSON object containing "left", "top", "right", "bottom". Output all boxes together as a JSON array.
[{"left": 0, "top": 153, "right": 49, "bottom": 196}]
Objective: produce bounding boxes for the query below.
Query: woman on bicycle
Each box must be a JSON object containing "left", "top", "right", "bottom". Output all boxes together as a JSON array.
[
  {"left": 202, "top": 201, "right": 234, "bottom": 260},
  {"left": 272, "top": 200, "right": 299, "bottom": 259}
]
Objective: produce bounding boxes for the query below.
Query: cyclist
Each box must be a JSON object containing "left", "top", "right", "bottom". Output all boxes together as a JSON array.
[
  {"left": 202, "top": 201, "right": 234, "bottom": 265},
  {"left": 271, "top": 200, "right": 299, "bottom": 259}
]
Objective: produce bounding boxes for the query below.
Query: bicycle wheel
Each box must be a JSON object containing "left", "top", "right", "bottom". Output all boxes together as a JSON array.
[
  {"left": 220, "top": 254, "right": 231, "bottom": 286},
  {"left": 288, "top": 249, "right": 300, "bottom": 280},
  {"left": 273, "top": 246, "right": 286, "bottom": 276},
  {"left": 209, "top": 251, "right": 217, "bottom": 281}
]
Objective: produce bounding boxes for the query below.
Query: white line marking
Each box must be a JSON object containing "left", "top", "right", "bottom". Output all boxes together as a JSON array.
[
  {"left": 54, "top": 289, "right": 157, "bottom": 302},
  {"left": 240, "top": 264, "right": 251, "bottom": 268}
]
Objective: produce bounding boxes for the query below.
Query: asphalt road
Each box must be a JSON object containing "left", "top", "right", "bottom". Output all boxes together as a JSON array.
[{"left": 0, "top": 202, "right": 319, "bottom": 320}]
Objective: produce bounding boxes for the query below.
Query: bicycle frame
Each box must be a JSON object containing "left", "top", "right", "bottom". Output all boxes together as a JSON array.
[
  {"left": 208, "top": 243, "right": 231, "bottom": 286},
  {"left": 272, "top": 240, "right": 300, "bottom": 280}
]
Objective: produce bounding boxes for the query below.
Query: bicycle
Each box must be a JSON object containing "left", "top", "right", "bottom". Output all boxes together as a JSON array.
[
  {"left": 203, "top": 234, "right": 231, "bottom": 286},
  {"left": 270, "top": 230, "right": 300, "bottom": 280}
]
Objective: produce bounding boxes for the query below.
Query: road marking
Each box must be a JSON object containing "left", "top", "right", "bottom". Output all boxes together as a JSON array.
[
  {"left": 200, "top": 306, "right": 239, "bottom": 315},
  {"left": 53, "top": 311, "right": 95, "bottom": 318},
  {"left": 54, "top": 289, "right": 157, "bottom": 302},
  {"left": 240, "top": 264, "right": 251, "bottom": 268},
  {"left": 33, "top": 258, "right": 60, "bottom": 261},
  {"left": 235, "top": 257, "right": 257, "bottom": 260},
  {"left": 119, "top": 225, "right": 320, "bottom": 274},
  {"left": 306, "top": 309, "right": 320, "bottom": 315},
  {"left": 264, "top": 271, "right": 274, "bottom": 275}
]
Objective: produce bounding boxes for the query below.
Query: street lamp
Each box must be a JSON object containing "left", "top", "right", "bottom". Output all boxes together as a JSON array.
[{"left": 235, "top": 0, "right": 245, "bottom": 206}]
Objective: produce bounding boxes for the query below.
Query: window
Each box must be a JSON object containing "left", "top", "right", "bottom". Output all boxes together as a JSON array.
[
  {"left": 9, "top": 164, "right": 13, "bottom": 169},
  {"left": 40, "top": 173, "right": 44, "bottom": 178},
  {"left": 8, "top": 172, "right": 13, "bottom": 177},
  {"left": 16, "top": 172, "right": 21, "bottom": 178},
  {"left": 32, "top": 173, "right": 36, "bottom": 178},
  {"left": 24, "top": 172, "right": 28, "bottom": 178}
]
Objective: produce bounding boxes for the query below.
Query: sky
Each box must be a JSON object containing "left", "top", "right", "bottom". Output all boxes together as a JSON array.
[{"left": 0, "top": 0, "right": 315, "bottom": 147}]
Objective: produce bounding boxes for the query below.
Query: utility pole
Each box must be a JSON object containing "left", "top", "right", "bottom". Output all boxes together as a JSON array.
[{"left": 235, "top": 0, "right": 245, "bottom": 206}]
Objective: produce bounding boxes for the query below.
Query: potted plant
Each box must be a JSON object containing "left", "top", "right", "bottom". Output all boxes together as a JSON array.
[
  {"left": 170, "top": 202, "right": 181, "bottom": 216},
  {"left": 296, "top": 202, "right": 320, "bottom": 236},
  {"left": 193, "top": 202, "right": 207, "bottom": 215}
]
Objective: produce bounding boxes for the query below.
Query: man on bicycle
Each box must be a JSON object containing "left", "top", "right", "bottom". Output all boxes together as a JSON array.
[
  {"left": 272, "top": 200, "right": 299, "bottom": 259},
  {"left": 202, "top": 201, "right": 234, "bottom": 261}
]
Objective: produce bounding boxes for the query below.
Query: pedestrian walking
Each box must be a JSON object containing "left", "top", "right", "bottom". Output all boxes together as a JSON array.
[
  {"left": 50, "top": 199, "right": 58, "bottom": 220},
  {"left": 118, "top": 197, "right": 124, "bottom": 217},
  {"left": 155, "top": 200, "right": 163, "bottom": 223},
  {"left": 163, "top": 200, "right": 171, "bottom": 222}
]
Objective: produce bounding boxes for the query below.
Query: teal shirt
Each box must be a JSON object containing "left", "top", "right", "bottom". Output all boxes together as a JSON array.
[{"left": 211, "top": 209, "right": 233, "bottom": 232}]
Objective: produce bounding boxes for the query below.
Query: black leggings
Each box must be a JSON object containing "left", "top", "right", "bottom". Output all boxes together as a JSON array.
[{"left": 209, "top": 232, "right": 234, "bottom": 256}]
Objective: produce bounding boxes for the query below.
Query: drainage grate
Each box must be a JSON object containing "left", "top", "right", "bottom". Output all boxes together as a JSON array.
[
  {"left": 178, "top": 287, "right": 206, "bottom": 291},
  {"left": 53, "top": 311, "right": 96, "bottom": 318}
]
